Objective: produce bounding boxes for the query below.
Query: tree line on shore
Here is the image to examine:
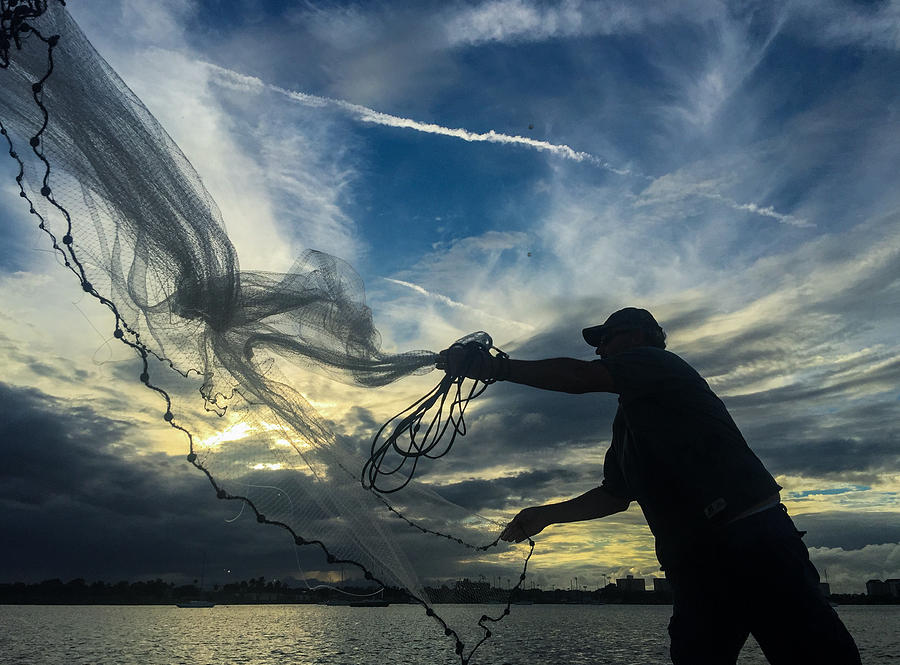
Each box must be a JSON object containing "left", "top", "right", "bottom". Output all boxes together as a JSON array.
[{"left": 1, "top": 577, "right": 896, "bottom": 605}]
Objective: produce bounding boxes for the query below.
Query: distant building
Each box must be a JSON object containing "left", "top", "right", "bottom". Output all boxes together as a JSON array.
[
  {"left": 652, "top": 577, "right": 671, "bottom": 593},
  {"left": 887, "top": 579, "right": 900, "bottom": 597},
  {"left": 866, "top": 579, "right": 890, "bottom": 597},
  {"left": 616, "top": 574, "right": 645, "bottom": 592},
  {"left": 454, "top": 578, "right": 490, "bottom": 595}
]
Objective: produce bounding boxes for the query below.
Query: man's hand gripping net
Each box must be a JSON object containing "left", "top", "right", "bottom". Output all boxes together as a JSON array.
[{"left": 363, "top": 333, "right": 508, "bottom": 493}]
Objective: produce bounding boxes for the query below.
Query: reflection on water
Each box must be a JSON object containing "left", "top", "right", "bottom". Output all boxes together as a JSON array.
[{"left": 0, "top": 604, "right": 896, "bottom": 664}]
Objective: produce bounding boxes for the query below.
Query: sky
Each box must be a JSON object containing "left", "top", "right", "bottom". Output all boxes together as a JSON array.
[{"left": 1, "top": 0, "right": 899, "bottom": 601}]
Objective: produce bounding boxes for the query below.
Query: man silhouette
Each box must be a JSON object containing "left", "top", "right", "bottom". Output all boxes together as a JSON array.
[{"left": 439, "top": 307, "right": 860, "bottom": 665}]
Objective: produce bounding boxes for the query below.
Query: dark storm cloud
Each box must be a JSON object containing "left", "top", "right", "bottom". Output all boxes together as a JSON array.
[
  {"left": 794, "top": 511, "right": 900, "bottom": 551},
  {"left": 465, "top": 385, "right": 614, "bottom": 451},
  {"left": 332, "top": 380, "right": 615, "bottom": 474},
  {"left": 726, "top": 358, "right": 900, "bottom": 411},
  {"left": 759, "top": 438, "right": 900, "bottom": 480},
  {"left": 334, "top": 405, "right": 383, "bottom": 459},
  {"left": 426, "top": 468, "right": 586, "bottom": 513},
  {"left": 0, "top": 380, "right": 534, "bottom": 588},
  {"left": 0, "top": 382, "right": 131, "bottom": 501},
  {"left": 0, "top": 381, "right": 321, "bottom": 583},
  {"left": 681, "top": 322, "right": 793, "bottom": 380}
]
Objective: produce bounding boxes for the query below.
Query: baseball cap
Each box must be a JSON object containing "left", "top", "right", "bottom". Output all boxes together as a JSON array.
[{"left": 582, "top": 307, "right": 662, "bottom": 347}]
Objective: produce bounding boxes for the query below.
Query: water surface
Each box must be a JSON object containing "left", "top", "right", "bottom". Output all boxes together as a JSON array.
[{"left": 0, "top": 603, "right": 895, "bottom": 664}]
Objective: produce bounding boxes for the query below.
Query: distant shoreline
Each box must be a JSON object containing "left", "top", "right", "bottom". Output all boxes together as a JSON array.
[
  {"left": 3, "top": 599, "right": 900, "bottom": 606},
  {"left": 3, "top": 597, "right": 899, "bottom": 607},
  {"left": 3, "top": 579, "right": 897, "bottom": 607}
]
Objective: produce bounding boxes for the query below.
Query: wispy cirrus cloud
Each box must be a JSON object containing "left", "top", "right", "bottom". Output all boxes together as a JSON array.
[
  {"left": 208, "top": 62, "right": 817, "bottom": 232},
  {"left": 789, "top": 0, "right": 900, "bottom": 51},
  {"left": 441, "top": 0, "right": 721, "bottom": 47}
]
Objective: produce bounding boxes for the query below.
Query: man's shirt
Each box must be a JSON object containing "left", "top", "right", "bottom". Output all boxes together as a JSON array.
[{"left": 598, "top": 346, "right": 781, "bottom": 568}]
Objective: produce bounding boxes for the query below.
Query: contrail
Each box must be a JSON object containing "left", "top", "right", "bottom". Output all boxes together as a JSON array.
[
  {"left": 704, "top": 194, "right": 812, "bottom": 228},
  {"left": 207, "top": 63, "right": 633, "bottom": 176},
  {"left": 207, "top": 63, "right": 810, "bottom": 226},
  {"left": 384, "top": 278, "right": 535, "bottom": 331}
]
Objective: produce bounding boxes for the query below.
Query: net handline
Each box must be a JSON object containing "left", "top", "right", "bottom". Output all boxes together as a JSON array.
[{"left": 363, "top": 336, "right": 508, "bottom": 493}]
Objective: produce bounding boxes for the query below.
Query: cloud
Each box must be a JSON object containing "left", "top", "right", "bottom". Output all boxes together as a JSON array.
[
  {"left": 442, "top": 0, "right": 900, "bottom": 56},
  {"left": 69, "top": 2, "right": 365, "bottom": 270},
  {"left": 807, "top": 542, "right": 900, "bottom": 594},
  {"left": 763, "top": 436, "right": 900, "bottom": 483},
  {"left": 0, "top": 380, "right": 522, "bottom": 591},
  {"left": 796, "top": 511, "right": 900, "bottom": 551},
  {"left": 442, "top": 0, "right": 720, "bottom": 47},
  {"left": 0, "top": 380, "right": 306, "bottom": 582},
  {"left": 207, "top": 63, "right": 633, "bottom": 175},
  {"left": 209, "top": 61, "right": 817, "bottom": 234},
  {"left": 427, "top": 467, "right": 591, "bottom": 513},
  {"left": 789, "top": 0, "right": 900, "bottom": 51},
  {"left": 383, "top": 277, "right": 535, "bottom": 334}
]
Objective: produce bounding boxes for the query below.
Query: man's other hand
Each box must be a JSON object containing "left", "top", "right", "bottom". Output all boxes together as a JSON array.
[{"left": 500, "top": 506, "right": 551, "bottom": 543}]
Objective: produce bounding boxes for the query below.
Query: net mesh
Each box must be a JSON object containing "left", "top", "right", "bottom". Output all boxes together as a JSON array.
[{"left": 0, "top": 2, "right": 534, "bottom": 661}]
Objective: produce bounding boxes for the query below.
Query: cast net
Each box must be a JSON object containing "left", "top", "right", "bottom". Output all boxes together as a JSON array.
[{"left": 0, "top": 2, "right": 533, "bottom": 662}]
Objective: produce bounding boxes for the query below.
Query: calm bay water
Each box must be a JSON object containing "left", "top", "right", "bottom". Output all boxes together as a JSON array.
[{"left": 0, "top": 604, "right": 896, "bottom": 664}]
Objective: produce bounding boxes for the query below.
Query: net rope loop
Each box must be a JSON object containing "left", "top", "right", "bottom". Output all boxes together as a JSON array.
[{"left": 363, "top": 332, "right": 508, "bottom": 493}]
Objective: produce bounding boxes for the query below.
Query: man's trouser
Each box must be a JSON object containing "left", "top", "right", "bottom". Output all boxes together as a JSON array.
[{"left": 666, "top": 504, "right": 861, "bottom": 665}]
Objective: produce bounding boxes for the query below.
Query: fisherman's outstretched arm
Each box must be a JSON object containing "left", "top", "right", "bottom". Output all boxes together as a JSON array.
[
  {"left": 504, "top": 357, "right": 614, "bottom": 393},
  {"left": 500, "top": 487, "right": 631, "bottom": 543},
  {"left": 439, "top": 346, "right": 614, "bottom": 393}
]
